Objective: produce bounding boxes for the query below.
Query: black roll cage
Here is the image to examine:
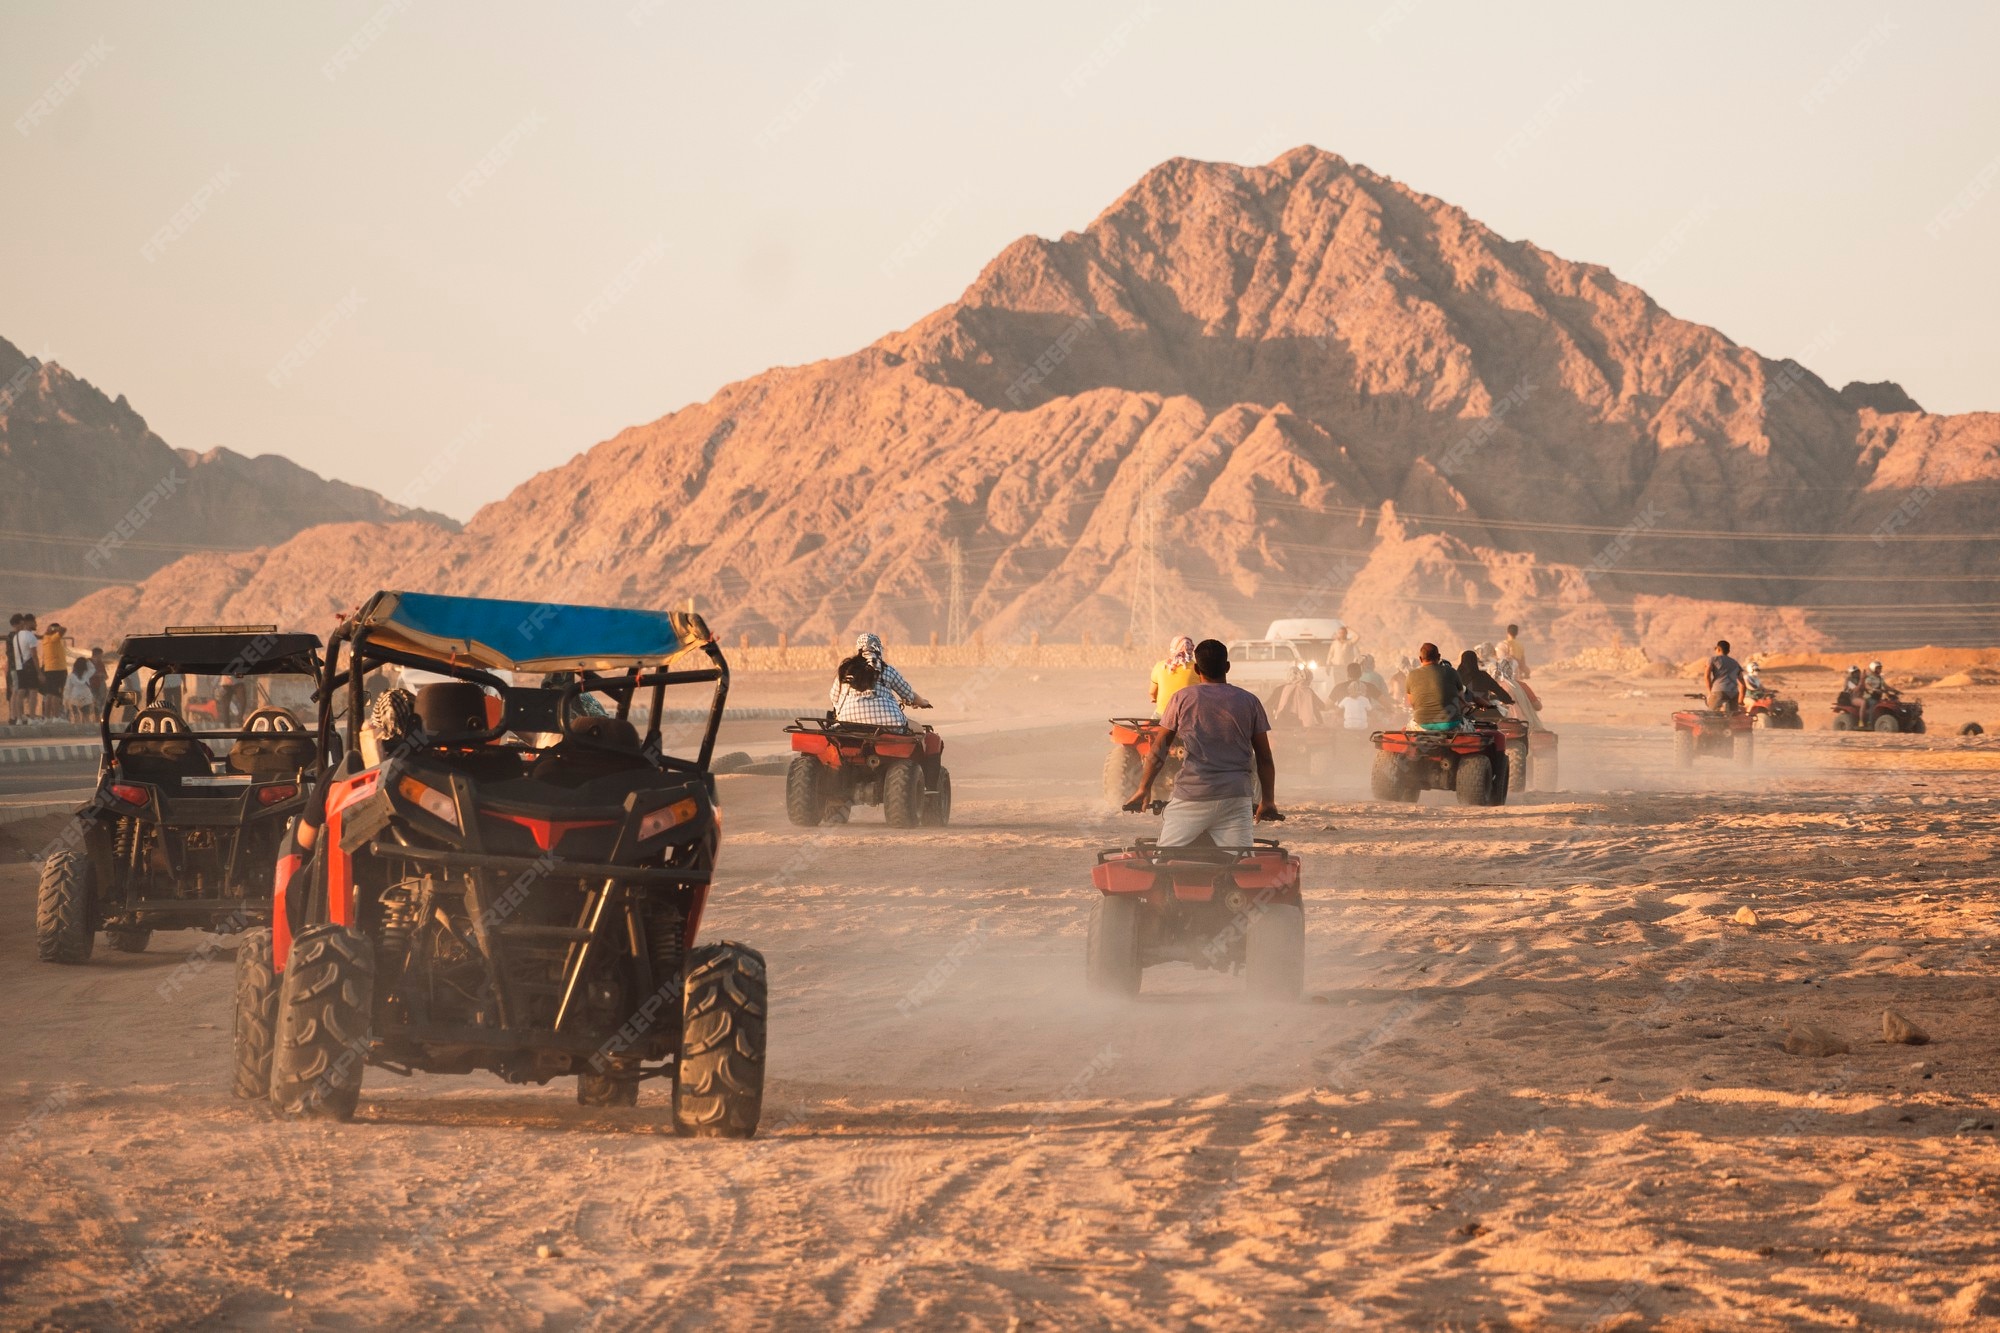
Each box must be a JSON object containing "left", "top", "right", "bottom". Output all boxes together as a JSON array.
[{"left": 312, "top": 621, "right": 731, "bottom": 782}]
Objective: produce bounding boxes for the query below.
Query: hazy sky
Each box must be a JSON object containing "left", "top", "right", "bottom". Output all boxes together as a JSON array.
[{"left": 6, "top": 1, "right": 1997, "bottom": 520}]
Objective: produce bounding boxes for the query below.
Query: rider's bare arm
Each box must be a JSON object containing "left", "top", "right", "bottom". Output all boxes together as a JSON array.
[
  {"left": 1253, "top": 732, "right": 1281, "bottom": 822},
  {"left": 1124, "top": 725, "right": 1176, "bottom": 811}
]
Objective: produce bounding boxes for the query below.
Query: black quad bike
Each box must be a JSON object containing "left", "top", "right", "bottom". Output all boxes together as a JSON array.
[
  {"left": 233, "top": 590, "right": 765, "bottom": 1136},
  {"left": 783, "top": 717, "right": 951, "bottom": 827},
  {"left": 36, "top": 626, "right": 322, "bottom": 964}
]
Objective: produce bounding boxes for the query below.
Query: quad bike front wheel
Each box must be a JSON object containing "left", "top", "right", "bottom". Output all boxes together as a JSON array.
[
  {"left": 232, "top": 928, "right": 279, "bottom": 1101},
  {"left": 270, "top": 924, "right": 375, "bottom": 1122},
  {"left": 35, "top": 851, "right": 94, "bottom": 965},
  {"left": 1085, "top": 894, "right": 1143, "bottom": 997},
  {"left": 1103, "top": 744, "right": 1141, "bottom": 808},
  {"left": 1245, "top": 903, "right": 1305, "bottom": 1001},
  {"left": 920, "top": 767, "right": 953, "bottom": 826},
  {"left": 883, "top": 759, "right": 925, "bottom": 828},
  {"left": 673, "top": 942, "right": 767, "bottom": 1138},
  {"left": 785, "top": 756, "right": 825, "bottom": 827}
]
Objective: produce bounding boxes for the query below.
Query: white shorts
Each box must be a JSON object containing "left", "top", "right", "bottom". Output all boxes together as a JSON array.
[{"left": 1158, "top": 795, "right": 1255, "bottom": 849}]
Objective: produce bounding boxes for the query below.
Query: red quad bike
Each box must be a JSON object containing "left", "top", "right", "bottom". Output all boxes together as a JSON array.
[
  {"left": 1673, "top": 696, "right": 1756, "bottom": 768},
  {"left": 1466, "top": 701, "right": 1560, "bottom": 794},
  {"left": 1102, "top": 717, "right": 1180, "bottom": 808},
  {"left": 36, "top": 626, "right": 322, "bottom": 964},
  {"left": 1830, "top": 688, "right": 1925, "bottom": 734},
  {"left": 233, "top": 591, "right": 766, "bottom": 1136},
  {"left": 784, "top": 717, "right": 951, "bottom": 827},
  {"left": 1087, "top": 807, "right": 1303, "bottom": 1000},
  {"left": 1747, "top": 687, "right": 1804, "bottom": 730},
  {"left": 1369, "top": 724, "right": 1511, "bottom": 806}
]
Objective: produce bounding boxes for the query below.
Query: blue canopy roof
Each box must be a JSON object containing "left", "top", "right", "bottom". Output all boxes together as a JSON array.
[{"left": 349, "top": 591, "right": 710, "bottom": 673}]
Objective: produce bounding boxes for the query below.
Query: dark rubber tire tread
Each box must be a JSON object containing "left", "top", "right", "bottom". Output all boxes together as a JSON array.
[
  {"left": 107, "top": 928, "right": 151, "bottom": 954},
  {"left": 36, "top": 851, "right": 93, "bottom": 965},
  {"left": 1103, "top": 744, "right": 1142, "bottom": 808},
  {"left": 270, "top": 924, "right": 375, "bottom": 1122},
  {"left": 1085, "top": 894, "right": 1143, "bottom": 997},
  {"left": 232, "top": 928, "right": 279, "bottom": 1100},
  {"left": 784, "top": 756, "right": 824, "bottom": 827},
  {"left": 883, "top": 760, "right": 923, "bottom": 828},
  {"left": 1455, "top": 755, "right": 1496, "bottom": 807},
  {"left": 672, "top": 942, "right": 768, "bottom": 1138}
]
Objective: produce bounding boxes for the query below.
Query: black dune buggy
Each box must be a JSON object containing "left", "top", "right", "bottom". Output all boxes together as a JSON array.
[
  {"left": 36, "top": 626, "right": 321, "bottom": 964},
  {"left": 783, "top": 717, "right": 950, "bottom": 827},
  {"left": 233, "top": 591, "right": 765, "bottom": 1136}
]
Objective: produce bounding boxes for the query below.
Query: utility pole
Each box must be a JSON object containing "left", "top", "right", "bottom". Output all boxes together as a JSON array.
[{"left": 944, "top": 539, "right": 967, "bottom": 646}]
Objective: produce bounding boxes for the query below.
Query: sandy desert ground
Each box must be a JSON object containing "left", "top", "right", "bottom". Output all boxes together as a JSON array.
[{"left": 4, "top": 665, "right": 2000, "bottom": 1329}]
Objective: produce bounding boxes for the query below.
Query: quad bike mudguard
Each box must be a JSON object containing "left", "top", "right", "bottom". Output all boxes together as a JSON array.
[{"left": 1093, "top": 842, "right": 1301, "bottom": 906}]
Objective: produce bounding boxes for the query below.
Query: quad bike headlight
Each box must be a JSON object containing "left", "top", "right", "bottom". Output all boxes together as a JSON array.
[
  {"left": 395, "top": 775, "right": 458, "bottom": 826},
  {"left": 637, "top": 797, "right": 700, "bottom": 841}
]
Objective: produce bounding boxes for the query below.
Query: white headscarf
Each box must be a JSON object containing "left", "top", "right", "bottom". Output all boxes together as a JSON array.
[
  {"left": 1166, "top": 635, "right": 1195, "bottom": 670},
  {"left": 855, "top": 632, "right": 884, "bottom": 668}
]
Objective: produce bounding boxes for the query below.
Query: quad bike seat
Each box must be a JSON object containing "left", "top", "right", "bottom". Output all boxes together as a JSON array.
[
  {"left": 228, "top": 707, "right": 315, "bottom": 778},
  {"left": 117, "top": 706, "right": 216, "bottom": 782},
  {"left": 531, "top": 715, "right": 652, "bottom": 789}
]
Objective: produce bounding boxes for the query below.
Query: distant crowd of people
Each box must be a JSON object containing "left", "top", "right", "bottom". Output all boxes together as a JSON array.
[{"left": 7, "top": 612, "right": 109, "bottom": 725}]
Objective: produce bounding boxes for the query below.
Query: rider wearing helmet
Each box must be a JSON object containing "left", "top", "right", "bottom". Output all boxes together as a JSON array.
[{"left": 1860, "top": 660, "right": 1888, "bottom": 727}]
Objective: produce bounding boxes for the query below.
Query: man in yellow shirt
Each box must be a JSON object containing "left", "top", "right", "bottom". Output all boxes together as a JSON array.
[{"left": 1149, "top": 635, "right": 1196, "bottom": 717}]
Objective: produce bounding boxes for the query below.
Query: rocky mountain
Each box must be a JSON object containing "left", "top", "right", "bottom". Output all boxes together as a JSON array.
[
  {"left": 0, "top": 335, "right": 454, "bottom": 614},
  {"left": 49, "top": 147, "right": 2000, "bottom": 659}
]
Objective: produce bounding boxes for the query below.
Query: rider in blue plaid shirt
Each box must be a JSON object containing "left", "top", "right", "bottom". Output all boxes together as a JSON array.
[{"left": 830, "top": 632, "right": 932, "bottom": 728}]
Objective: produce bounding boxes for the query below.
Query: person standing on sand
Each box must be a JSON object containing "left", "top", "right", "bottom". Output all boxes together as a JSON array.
[
  {"left": 10, "top": 614, "right": 43, "bottom": 722},
  {"left": 1706, "top": 640, "right": 1746, "bottom": 713},
  {"left": 1126, "top": 639, "right": 1281, "bottom": 847}
]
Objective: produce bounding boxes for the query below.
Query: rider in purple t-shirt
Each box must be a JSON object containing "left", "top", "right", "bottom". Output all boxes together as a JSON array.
[{"left": 1125, "top": 639, "right": 1282, "bottom": 847}]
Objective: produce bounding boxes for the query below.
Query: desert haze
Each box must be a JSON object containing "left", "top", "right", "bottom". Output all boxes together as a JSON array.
[{"left": 36, "top": 147, "right": 2000, "bottom": 659}]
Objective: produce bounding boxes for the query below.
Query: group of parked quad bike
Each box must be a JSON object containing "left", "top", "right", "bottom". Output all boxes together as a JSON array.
[{"left": 35, "top": 595, "right": 767, "bottom": 1136}]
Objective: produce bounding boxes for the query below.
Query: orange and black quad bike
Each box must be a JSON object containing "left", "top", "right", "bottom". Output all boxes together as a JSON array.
[
  {"left": 782, "top": 716, "right": 950, "bottom": 828},
  {"left": 34, "top": 626, "right": 322, "bottom": 965},
  {"left": 233, "top": 591, "right": 765, "bottom": 1137},
  {"left": 1101, "top": 716, "right": 1181, "bottom": 808},
  {"left": 1673, "top": 695, "right": 1757, "bottom": 768},
  {"left": 1086, "top": 836, "right": 1303, "bottom": 1000},
  {"left": 1368, "top": 724, "right": 1511, "bottom": 806}
]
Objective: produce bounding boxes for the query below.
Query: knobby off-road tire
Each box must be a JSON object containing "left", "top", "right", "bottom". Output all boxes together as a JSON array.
[
  {"left": 578, "top": 1060, "right": 642, "bottom": 1107},
  {"left": 1369, "top": 751, "right": 1412, "bottom": 803},
  {"left": 1505, "top": 742, "right": 1530, "bottom": 798},
  {"left": 1673, "top": 729, "right": 1695, "bottom": 767},
  {"left": 1103, "top": 744, "right": 1142, "bottom": 808},
  {"left": 1085, "top": 894, "right": 1143, "bottom": 997},
  {"left": 883, "top": 760, "right": 924, "bottom": 828},
  {"left": 36, "top": 851, "right": 94, "bottom": 965},
  {"left": 232, "top": 928, "right": 279, "bottom": 1100},
  {"left": 1961, "top": 722, "right": 1985, "bottom": 737},
  {"left": 270, "top": 924, "right": 375, "bottom": 1122},
  {"left": 1245, "top": 902, "right": 1305, "bottom": 1002},
  {"left": 785, "top": 756, "right": 824, "bottom": 827},
  {"left": 1910, "top": 716, "right": 1926, "bottom": 735},
  {"left": 1831, "top": 713, "right": 1856, "bottom": 732},
  {"left": 107, "top": 928, "right": 151, "bottom": 953},
  {"left": 673, "top": 942, "right": 767, "bottom": 1138},
  {"left": 921, "top": 767, "right": 953, "bottom": 826},
  {"left": 1874, "top": 714, "right": 1901, "bottom": 734},
  {"left": 1455, "top": 755, "right": 1496, "bottom": 807}
]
